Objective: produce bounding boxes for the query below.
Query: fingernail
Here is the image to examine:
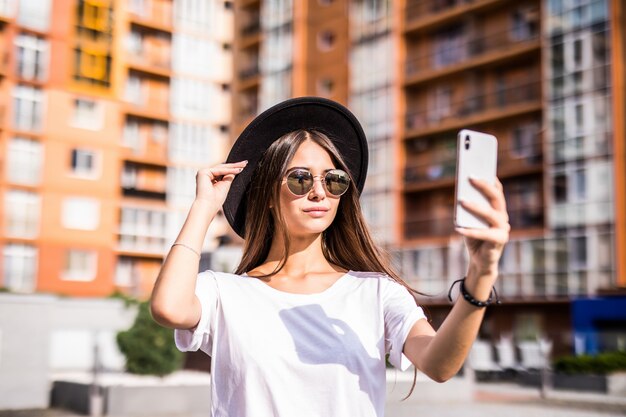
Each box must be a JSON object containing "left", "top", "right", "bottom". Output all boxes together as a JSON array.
[{"left": 243, "top": 160, "right": 248, "bottom": 164}]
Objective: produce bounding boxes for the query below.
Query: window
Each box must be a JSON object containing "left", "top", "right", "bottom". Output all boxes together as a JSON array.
[
  {"left": 551, "top": 39, "right": 564, "bottom": 77},
  {"left": 428, "top": 86, "right": 452, "bottom": 122},
  {"left": 115, "top": 257, "right": 138, "bottom": 287},
  {"left": 317, "top": 30, "right": 336, "bottom": 51},
  {"left": 573, "top": 168, "right": 586, "bottom": 201},
  {"left": 316, "top": 78, "right": 334, "bottom": 97},
  {"left": 123, "top": 119, "right": 142, "bottom": 151},
  {"left": 573, "top": 39, "right": 583, "bottom": 67},
  {"left": 17, "top": 0, "right": 51, "bottom": 31},
  {"left": 74, "top": 47, "right": 111, "bottom": 85},
  {"left": 0, "top": 0, "right": 16, "bottom": 17},
  {"left": 511, "top": 6, "right": 539, "bottom": 41},
  {"left": 13, "top": 85, "right": 44, "bottom": 132},
  {"left": 553, "top": 173, "right": 567, "bottom": 203},
  {"left": 15, "top": 33, "right": 48, "bottom": 81},
  {"left": 570, "top": 235, "right": 587, "bottom": 270},
  {"left": 72, "top": 98, "right": 104, "bottom": 130},
  {"left": 575, "top": 103, "right": 584, "bottom": 130},
  {"left": 61, "top": 197, "right": 100, "bottom": 230},
  {"left": 3, "top": 244, "right": 38, "bottom": 293},
  {"left": 62, "top": 249, "right": 98, "bottom": 281},
  {"left": 511, "top": 122, "right": 540, "bottom": 159},
  {"left": 70, "top": 148, "right": 100, "bottom": 178},
  {"left": 78, "top": 0, "right": 112, "bottom": 32},
  {"left": 7, "top": 137, "right": 43, "bottom": 185},
  {"left": 433, "top": 26, "right": 465, "bottom": 68},
  {"left": 169, "top": 122, "right": 212, "bottom": 164},
  {"left": 4, "top": 190, "right": 40, "bottom": 238}
]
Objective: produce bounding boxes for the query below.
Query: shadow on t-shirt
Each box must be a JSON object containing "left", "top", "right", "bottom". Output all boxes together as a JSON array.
[{"left": 278, "top": 304, "right": 384, "bottom": 411}]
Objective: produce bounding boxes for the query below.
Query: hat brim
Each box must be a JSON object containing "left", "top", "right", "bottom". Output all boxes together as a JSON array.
[{"left": 223, "top": 96, "right": 369, "bottom": 238}]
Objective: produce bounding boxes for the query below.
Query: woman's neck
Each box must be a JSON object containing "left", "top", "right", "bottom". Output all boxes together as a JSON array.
[{"left": 261, "top": 233, "right": 338, "bottom": 276}]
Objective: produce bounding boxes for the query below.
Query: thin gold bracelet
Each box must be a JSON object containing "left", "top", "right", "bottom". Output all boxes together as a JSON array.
[{"left": 171, "top": 242, "right": 201, "bottom": 258}]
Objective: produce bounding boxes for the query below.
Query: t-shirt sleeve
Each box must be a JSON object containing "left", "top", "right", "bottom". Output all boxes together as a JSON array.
[
  {"left": 382, "top": 277, "right": 427, "bottom": 371},
  {"left": 173, "top": 270, "right": 219, "bottom": 354}
]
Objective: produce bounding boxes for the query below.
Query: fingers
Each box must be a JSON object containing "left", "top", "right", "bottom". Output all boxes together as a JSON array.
[
  {"left": 455, "top": 225, "right": 509, "bottom": 245},
  {"left": 456, "top": 176, "right": 510, "bottom": 243},
  {"left": 469, "top": 177, "right": 507, "bottom": 213},
  {"left": 198, "top": 161, "right": 248, "bottom": 182},
  {"left": 458, "top": 199, "right": 508, "bottom": 228}
]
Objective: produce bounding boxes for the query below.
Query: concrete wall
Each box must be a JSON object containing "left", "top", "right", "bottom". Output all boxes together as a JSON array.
[
  {"left": 0, "top": 293, "right": 138, "bottom": 410},
  {"left": 0, "top": 294, "right": 55, "bottom": 410}
]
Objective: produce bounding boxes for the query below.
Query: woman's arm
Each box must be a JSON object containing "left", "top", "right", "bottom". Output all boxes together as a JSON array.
[
  {"left": 150, "top": 161, "right": 247, "bottom": 329},
  {"left": 402, "top": 177, "right": 509, "bottom": 382},
  {"left": 402, "top": 266, "right": 497, "bottom": 382}
]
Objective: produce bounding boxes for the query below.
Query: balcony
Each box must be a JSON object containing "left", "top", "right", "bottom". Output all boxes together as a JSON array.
[
  {"left": 405, "top": 29, "right": 540, "bottom": 86},
  {"left": 122, "top": 118, "right": 169, "bottom": 164},
  {"left": 124, "top": 79, "right": 170, "bottom": 121},
  {"left": 405, "top": 78, "right": 541, "bottom": 139},
  {"left": 127, "top": 32, "right": 171, "bottom": 77},
  {"left": 404, "top": 214, "right": 455, "bottom": 239},
  {"left": 404, "top": 0, "right": 505, "bottom": 34},
  {"left": 121, "top": 162, "right": 167, "bottom": 200},
  {"left": 0, "top": 0, "right": 14, "bottom": 22},
  {"left": 128, "top": 0, "right": 173, "bottom": 33},
  {"left": 239, "top": 7, "right": 261, "bottom": 48}
]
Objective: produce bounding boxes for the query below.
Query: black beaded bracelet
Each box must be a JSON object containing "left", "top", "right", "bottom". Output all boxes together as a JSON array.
[{"left": 447, "top": 277, "right": 501, "bottom": 308}]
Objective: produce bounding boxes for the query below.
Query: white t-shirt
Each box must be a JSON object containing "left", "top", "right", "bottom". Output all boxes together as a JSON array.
[{"left": 174, "top": 270, "right": 427, "bottom": 417}]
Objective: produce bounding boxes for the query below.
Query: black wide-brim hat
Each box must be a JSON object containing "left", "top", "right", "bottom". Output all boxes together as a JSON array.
[{"left": 223, "top": 96, "right": 369, "bottom": 238}]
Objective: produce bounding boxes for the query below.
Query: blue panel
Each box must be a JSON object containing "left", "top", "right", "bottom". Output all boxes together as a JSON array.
[{"left": 572, "top": 297, "right": 626, "bottom": 355}]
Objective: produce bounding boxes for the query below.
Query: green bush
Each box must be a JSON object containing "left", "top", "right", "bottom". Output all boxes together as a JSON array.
[
  {"left": 553, "top": 351, "right": 626, "bottom": 375},
  {"left": 117, "top": 301, "right": 184, "bottom": 376}
]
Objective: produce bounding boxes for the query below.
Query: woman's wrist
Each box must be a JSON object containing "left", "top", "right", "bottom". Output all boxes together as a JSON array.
[
  {"left": 464, "top": 264, "right": 498, "bottom": 300},
  {"left": 192, "top": 198, "right": 221, "bottom": 217}
]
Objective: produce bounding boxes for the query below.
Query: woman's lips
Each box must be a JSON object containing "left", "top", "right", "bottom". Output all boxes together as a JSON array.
[{"left": 303, "top": 207, "right": 329, "bottom": 217}]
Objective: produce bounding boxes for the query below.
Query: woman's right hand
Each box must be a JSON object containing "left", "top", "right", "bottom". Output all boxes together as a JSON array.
[{"left": 195, "top": 160, "right": 248, "bottom": 208}]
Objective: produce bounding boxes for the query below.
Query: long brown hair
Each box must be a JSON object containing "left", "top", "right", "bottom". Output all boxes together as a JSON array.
[{"left": 234, "top": 129, "right": 426, "bottom": 399}]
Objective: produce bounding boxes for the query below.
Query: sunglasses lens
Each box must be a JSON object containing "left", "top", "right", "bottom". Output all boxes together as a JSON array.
[
  {"left": 286, "top": 169, "right": 314, "bottom": 195},
  {"left": 325, "top": 170, "right": 350, "bottom": 196}
]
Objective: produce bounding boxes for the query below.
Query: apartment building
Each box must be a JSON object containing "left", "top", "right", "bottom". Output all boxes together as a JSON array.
[
  {"left": 396, "top": 0, "right": 625, "bottom": 355},
  {"left": 0, "top": 0, "right": 233, "bottom": 299},
  {"left": 232, "top": 0, "right": 625, "bottom": 355}
]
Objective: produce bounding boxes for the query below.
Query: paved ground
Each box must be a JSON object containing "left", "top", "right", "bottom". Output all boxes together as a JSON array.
[{"left": 2, "top": 378, "right": 625, "bottom": 417}]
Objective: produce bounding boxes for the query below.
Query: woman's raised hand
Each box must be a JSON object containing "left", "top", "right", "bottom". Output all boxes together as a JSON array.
[
  {"left": 195, "top": 161, "right": 248, "bottom": 208},
  {"left": 454, "top": 177, "right": 510, "bottom": 276}
]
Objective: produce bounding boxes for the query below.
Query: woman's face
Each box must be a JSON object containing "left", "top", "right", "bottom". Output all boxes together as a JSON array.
[{"left": 277, "top": 140, "right": 342, "bottom": 238}]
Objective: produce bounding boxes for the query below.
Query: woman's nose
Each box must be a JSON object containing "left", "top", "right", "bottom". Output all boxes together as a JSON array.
[{"left": 309, "top": 177, "right": 326, "bottom": 199}]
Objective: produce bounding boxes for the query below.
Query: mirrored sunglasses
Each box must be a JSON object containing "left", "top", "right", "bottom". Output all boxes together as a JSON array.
[{"left": 284, "top": 168, "right": 350, "bottom": 197}]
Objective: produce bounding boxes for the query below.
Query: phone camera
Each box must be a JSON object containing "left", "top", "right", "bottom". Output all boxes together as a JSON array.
[{"left": 464, "top": 135, "right": 470, "bottom": 150}]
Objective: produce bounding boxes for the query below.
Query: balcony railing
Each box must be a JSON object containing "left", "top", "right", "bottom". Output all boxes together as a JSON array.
[
  {"left": 405, "top": 0, "right": 499, "bottom": 26},
  {"left": 241, "top": 20, "right": 261, "bottom": 37},
  {"left": 404, "top": 202, "right": 544, "bottom": 238},
  {"left": 129, "top": 0, "right": 173, "bottom": 28},
  {"left": 406, "top": 28, "right": 539, "bottom": 77},
  {"left": 404, "top": 215, "right": 455, "bottom": 239},
  {"left": 0, "top": 0, "right": 15, "bottom": 18},
  {"left": 405, "top": 78, "right": 541, "bottom": 132},
  {"left": 404, "top": 135, "right": 542, "bottom": 185},
  {"left": 239, "top": 63, "right": 260, "bottom": 80}
]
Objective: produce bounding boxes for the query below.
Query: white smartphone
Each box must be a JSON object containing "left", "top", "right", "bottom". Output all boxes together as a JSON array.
[{"left": 454, "top": 129, "right": 498, "bottom": 229}]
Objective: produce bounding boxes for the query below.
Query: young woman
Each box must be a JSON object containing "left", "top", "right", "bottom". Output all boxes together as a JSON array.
[{"left": 150, "top": 97, "right": 510, "bottom": 417}]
